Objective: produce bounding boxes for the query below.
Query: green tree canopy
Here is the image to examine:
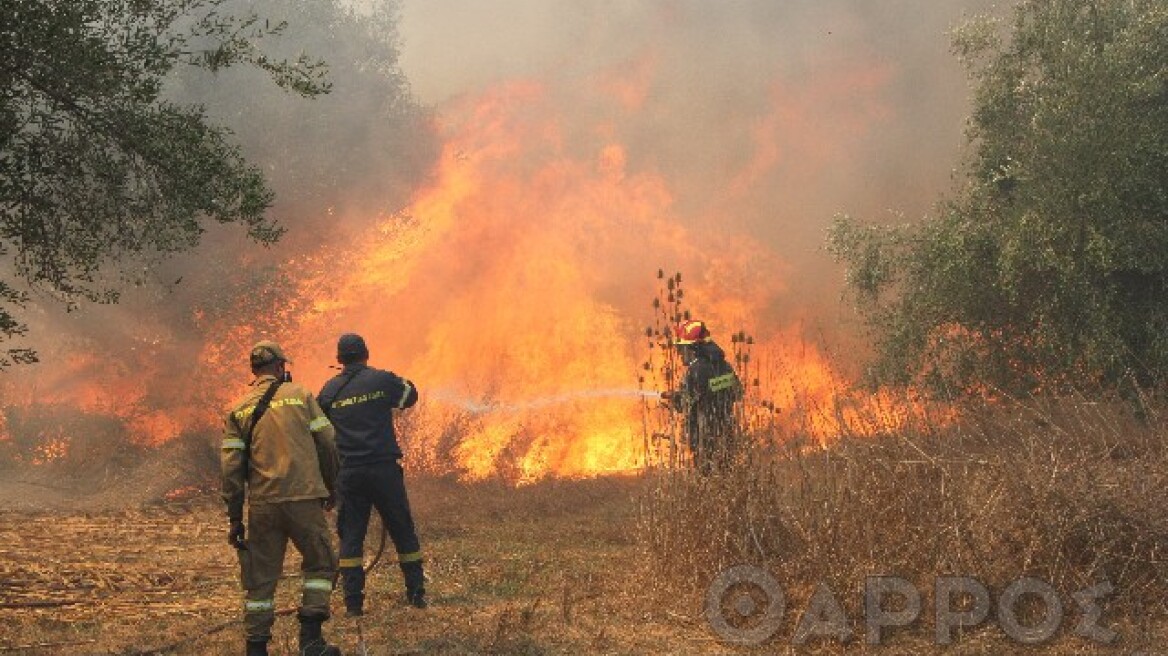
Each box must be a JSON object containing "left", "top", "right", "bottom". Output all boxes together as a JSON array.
[
  {"left": 0, "top": 0, "right": 330, "bottom": 365},
  {"left": 829, "top": 0, "right": 1168, "bottom": 395}
]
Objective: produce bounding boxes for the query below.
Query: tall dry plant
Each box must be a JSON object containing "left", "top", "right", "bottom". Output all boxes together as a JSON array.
[
  {"left": 637, "top": 269, "right": 763, "bottom": 471},
  {"left": 638, "top": 391, "right": 1168, "bottom": 646}
]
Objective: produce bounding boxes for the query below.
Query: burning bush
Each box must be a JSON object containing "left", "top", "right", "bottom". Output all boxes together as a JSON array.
[
  {"left": 0, "top": 404, "right": 223, "bottom": 507},
  {"left": 0, "top": 405, "right": 143, "bottom": 472}
]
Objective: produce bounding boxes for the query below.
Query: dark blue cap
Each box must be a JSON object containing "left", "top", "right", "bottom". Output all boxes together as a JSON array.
[{"left": 337, "top": 333, "right": 369, "bottom": 358}]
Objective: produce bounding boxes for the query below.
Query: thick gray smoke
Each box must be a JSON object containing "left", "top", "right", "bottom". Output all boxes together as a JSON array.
[
  {"left": 394, "top": 0, "right": 998, "bottom": 325},
  {"left": 5, "top": 0, "right": 436, "bottom": 377}
]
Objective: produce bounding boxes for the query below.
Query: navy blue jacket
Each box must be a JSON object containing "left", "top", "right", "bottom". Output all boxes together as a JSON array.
[
  {"left": 672, "top": 341, "right": 741, "bottom": 440},
  {"left": 318, "top": 363, "right": 418, "bottom": 466}
]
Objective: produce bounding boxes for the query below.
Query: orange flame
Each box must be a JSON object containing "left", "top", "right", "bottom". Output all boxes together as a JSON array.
[
  {"left": 285, "top": 80, "right": 681, "bottom": 480},
  {"left": 271, "top": 67, "right": 925, "bottom": 480},
  {"left": 2, "top": 53, "right": 941, "bottom": 477}
]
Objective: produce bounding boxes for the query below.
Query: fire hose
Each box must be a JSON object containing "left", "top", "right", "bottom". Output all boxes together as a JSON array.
[{"left": 364, "top": 521, "right": 390, "bottom": 578}]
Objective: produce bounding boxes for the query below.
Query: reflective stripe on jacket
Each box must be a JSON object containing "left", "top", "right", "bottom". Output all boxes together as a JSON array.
[
  {"left": 221, "top": 375, "right": 339, "bottom": 520},
  {"left": 672, "top": 341, "right": 742, "bottom": 440}
]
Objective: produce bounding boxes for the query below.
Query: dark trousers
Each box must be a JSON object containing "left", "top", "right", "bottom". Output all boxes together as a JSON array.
[
  {"left": 688, "top": 411, "right": 737, "bottom": 474},
  {"left": 336, "top": 460, "right": 424, "bottom": 609}
]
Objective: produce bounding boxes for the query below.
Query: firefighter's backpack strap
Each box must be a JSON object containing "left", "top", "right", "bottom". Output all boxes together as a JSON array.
[
  {"left": 240, "top": 380, "right": 283, "bottom": 471},
  {"left": 321, "top": 369, "right": 362, "bottom": 418}
]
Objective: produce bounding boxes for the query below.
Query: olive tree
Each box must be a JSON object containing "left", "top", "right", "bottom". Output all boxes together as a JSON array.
[
  {"left": 829, "top": 0, "right": 1168, "bottom": 395},
  {"left": 0, "top": 0, "right": 330, "bottom": 364}
]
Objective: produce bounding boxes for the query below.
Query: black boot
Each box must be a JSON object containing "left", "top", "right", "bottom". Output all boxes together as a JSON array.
[
  {"left": 343, "top": 590, "right": 364, "bottom": 617},
  {"left": 401, "top": 561, "right": 427, "bottom": 608},
  {"left": 297, "top": 613, "right": 341, "bottom": 656},
  {"left": 245, "top": 639, "right": 269, "bottom": 656},
  {"left": 406, "top": 587, "right": 427, "bottom": 609}
]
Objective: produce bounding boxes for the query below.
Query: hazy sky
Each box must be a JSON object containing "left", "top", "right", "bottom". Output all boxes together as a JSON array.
[
  {"left": 394, "top": 0, "right": 998, "bottom": 317},
  {"left": 397, "top": 1, "right": 995, "bottom": 105}
]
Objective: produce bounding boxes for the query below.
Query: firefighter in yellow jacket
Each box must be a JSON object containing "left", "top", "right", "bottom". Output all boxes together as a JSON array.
[{"left": 221, "top": 340, "right": 342, "bottom": 656}]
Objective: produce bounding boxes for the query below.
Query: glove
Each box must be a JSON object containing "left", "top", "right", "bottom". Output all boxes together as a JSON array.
[{"left": 228, "top": 519, "right": 247, "bottom": 550}]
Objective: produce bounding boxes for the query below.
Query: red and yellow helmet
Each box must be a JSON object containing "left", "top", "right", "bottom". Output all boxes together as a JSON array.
[{"left": 674, "top": 319, "right": 711, "bottom": 345}]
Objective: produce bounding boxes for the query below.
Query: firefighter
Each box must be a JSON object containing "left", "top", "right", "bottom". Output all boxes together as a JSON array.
[
  {"left": 666, "top": 320, "right": 742, "bottom": 473},
  {"left": 318, "top": 333, "right": 426, "bottom": 615},
  {"left": 221, "top": 340, "right": 342, "bottom": 656}
]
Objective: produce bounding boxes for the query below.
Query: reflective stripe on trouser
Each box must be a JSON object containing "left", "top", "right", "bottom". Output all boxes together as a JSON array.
[
  {"left": 336, "top": 460, "right": 424, "bottom": 609},
  {"left": 240, "top": 499, "right": 338, "bottom": 640}
]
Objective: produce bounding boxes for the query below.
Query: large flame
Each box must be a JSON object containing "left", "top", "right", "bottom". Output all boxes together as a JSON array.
[
  {"left": 1, "top": 50, "right": 937, "bottom": 479},
  {"left": 267, "top": 65, "right": 915, "bottom": 480},
  {"left": 285, "top": 80, "right": 693, "bottom": 480}
]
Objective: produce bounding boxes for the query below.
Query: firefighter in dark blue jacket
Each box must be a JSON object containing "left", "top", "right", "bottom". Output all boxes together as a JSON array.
[
  {"left": 667, "top": 320, "right": 742, "bottom": 473},
  {"left": 318, "top": 333, "right": 425, "bottom": 614}
]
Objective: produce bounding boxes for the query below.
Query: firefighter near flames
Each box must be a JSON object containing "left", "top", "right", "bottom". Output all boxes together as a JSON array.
[
  {"left": 661, "top": 320, "right": 744, "bottom": 473},
  {"left": 220, "top": 341, "right": 344, "bottom": 656},
  {"left": 318, "top": 333, "right": 426, "bottom": 615}
]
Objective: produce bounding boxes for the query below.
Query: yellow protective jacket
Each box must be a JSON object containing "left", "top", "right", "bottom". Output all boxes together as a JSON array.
[{"left": 220, "top": 375, "right": 339, "bottom": 521}]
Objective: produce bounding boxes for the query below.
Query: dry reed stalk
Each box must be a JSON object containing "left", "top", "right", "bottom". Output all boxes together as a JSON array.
[{"left": 638, "top": 393, "right": 1168, "bottom": 650}]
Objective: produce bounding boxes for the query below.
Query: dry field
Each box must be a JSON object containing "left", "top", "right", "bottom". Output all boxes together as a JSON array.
[
  {"left": 3, "top": 396, "right": 1168, "bottom": 655},
  {"left": 0, "top": 475, "right": 733, "bottom": 656}
]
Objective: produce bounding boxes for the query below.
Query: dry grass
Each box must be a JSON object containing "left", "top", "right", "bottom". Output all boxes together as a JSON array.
[
  {"left": 4, "top": 395, "right": 1168, "bottom": 654},
  {"left": 639, "top": 394, "right": 1168, "bottom": 653},
  {"left": 0, "top": 475, "right": 736, "bottom": 656}
]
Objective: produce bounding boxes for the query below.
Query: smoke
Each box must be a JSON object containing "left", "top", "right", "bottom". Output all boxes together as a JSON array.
[
  {"left": 1, "top": 0, "right": 1000, "bottom": 478},
  {"left": 0, "top": 0, "right": 437, "bottom": 452},
  {"left": 399, "top": 0, "right": 995, "bottom": 319}
]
